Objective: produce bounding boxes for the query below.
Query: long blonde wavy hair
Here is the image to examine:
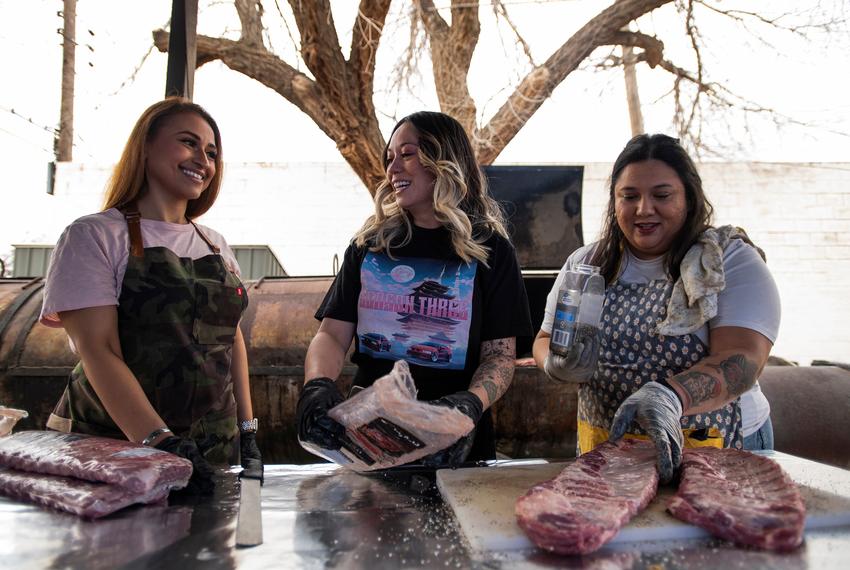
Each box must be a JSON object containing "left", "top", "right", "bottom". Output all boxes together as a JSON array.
[
  {"left": 102, "top": 97, "right": 223, "bottom": 218},
  {"left": 354, "top": 112, "right": 508, "bottom": 266}
]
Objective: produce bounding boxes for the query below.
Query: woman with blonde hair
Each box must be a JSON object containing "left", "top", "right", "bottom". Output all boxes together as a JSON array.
[
  {"left": 40, "top": 97, "right": 261, "bottom": 493},
  {"left": 297, "top": 111, "right": 532, "bottom": 464}
]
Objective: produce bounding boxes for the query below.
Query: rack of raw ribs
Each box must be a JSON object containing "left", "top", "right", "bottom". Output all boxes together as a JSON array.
[
  {"left": 0, "top": 430, "right": 192, "bottom": 518},
  {"left": 515, "top": 438, "right": 806, "bottom": 554}
]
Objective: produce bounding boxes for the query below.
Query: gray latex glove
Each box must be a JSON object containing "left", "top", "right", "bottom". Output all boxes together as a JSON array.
[
  {"left": 608, "top": 381, "right": 684, "bottom": 483},
  {"left": 543, "top": 330, "right": 599, "bottom": 383},
  {"left": 544, "top": 350, "right": 589, "bottom": 383}
]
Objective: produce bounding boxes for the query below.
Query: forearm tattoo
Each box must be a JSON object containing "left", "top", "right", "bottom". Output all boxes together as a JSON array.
[
  {"left": 674, "top": 353, "right": 759, "bottom": 410},
  {"left": 706, "top": 354, "right": 759, "bottom": 397},
  {"left": 470, "top": 338, "right": 516, "bottom": 407},
  {"left": 675, "top": 371, "right": 721, "bottom": 409}
]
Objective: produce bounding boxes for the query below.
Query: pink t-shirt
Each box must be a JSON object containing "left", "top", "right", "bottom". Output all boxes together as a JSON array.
[{"left": 40, "top": 208, "right": 241, "bottom": 328}]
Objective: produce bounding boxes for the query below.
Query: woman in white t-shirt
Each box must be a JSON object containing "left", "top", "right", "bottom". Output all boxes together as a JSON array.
[
  {"left": 40, "top": 98, "right": 262, "bottom": 493},
  {"left": 532, "top": 134, "right": 780, "bottom": 482}
]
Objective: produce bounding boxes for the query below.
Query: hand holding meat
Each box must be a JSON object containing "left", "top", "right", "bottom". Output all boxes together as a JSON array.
[
  {"left": 296, "top": 377, "right": 346, "bottom": 450},
  {"left": 608, "top": 381, "right": 684, "bottom": 483},
  {"left": 155, "top": 436, "right": 215, "bottom": 494},
  {"left": 239, "top": 431, "right": 263, "bottom": 482},
  {"left": 421, "top": 391, "right": 483, "bottom": 467}
]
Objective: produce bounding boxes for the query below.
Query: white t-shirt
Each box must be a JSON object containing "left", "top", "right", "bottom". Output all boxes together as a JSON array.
[
  {"left": 542, "top": 239, "right": 781, "bottom": 437},
  {"left": 40, "top": 208, "right": 241, "bottom": 328}
]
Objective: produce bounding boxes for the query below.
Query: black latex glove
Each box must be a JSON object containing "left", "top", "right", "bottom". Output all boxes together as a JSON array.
[
  {"left": 608, "top": 381, "right": 684, "bottom": 483},
  {"left": 296, "top": 377, "right": 346, "bottom": 450},
  {"left": 239, "top": 431, "right": 263, "bottom": 483},
  {"left": 421, "top": 391, "right": 484, "bottom": 468},
  {"left": 156, "top": 436, "right": 215, "bottom": 495}
]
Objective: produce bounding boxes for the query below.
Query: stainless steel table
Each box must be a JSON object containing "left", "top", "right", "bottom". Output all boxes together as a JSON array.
[{"left": 1, "top": 458, "right": 849, "bottom": 569}]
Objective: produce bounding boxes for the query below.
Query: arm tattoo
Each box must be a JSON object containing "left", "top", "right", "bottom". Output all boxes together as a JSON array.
[
  {"left": 706, "top": 353, "right": 759, "bottom": 397},
  {"left": 674, "top": 353, "right": 759, "bottom": 410},
  {"left": 482, "top": 380, "right": 499, "bottom": 404},
  {"left": 675, "top": 370, "right": 722, "bottom": 409},
  {"left": 470, "top": 338, "right": 516, "bottom": 407}
]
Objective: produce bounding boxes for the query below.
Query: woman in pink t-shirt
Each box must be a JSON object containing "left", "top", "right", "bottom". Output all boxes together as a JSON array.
[{"left": 40, "top": 98, "right": 262, "bottom": 493}]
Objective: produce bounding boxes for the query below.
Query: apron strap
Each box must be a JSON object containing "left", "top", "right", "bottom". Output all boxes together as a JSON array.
[
  {"left": 189, "top": 221, "right": 221, "bottom": 255},
  {"left": 120, "top": 207, "right": 220, "bottom": 257},
  {"left": 122, "top": 208, "right": 144, "bottom": 258}
]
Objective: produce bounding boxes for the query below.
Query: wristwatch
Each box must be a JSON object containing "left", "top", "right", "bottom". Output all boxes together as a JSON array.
[{"left": 239, "top": 418, "right": 258, "bottom": 433}]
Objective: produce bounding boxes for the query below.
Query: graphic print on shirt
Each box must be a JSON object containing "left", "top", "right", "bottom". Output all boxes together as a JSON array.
[{"left": 358, "top": 252, "right": 476, "bottom": 370}]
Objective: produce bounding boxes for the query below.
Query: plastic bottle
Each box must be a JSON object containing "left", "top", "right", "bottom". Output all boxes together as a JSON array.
[{"left": 550, "top": 264, "right": 605, "bottom": 380}]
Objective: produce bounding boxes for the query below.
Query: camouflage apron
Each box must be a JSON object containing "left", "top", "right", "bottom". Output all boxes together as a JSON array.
[
  {"left": 576, "top": 279, "right": 743, "bottom": 454},
  {"left": 47, "top": 209, "right": 248, "bottom": 464}
]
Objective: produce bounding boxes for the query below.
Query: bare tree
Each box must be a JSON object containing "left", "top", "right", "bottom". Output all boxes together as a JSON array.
[{"left": 153, "top": 0, "right": 846, "bottom": 191}]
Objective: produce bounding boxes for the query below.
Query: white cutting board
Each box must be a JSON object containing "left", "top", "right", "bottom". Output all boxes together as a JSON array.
[{"left": 436, "top": 452, "right": 850, "bottom": 552}]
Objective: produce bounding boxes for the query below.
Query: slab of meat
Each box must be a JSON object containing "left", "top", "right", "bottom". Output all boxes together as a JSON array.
[
  {"left": 515, "top": 438, "right": 659, "bottom": 555},
  {"left": 0, "top": 431, "right": 192, "bottom": 494},
  {"left": 667, "top": 447, "right": 805, "bottom": 551},
  {"left": 0, "top": 466, "right": 172, "bottom": 519}
]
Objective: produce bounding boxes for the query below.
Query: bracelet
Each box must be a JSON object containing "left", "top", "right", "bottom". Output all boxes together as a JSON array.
[
  {"left": 239, "top": 418, "right": 258, "bottom": 433},
  {"left": 141, "top": 427, "right": 172, "bottom": 447}
]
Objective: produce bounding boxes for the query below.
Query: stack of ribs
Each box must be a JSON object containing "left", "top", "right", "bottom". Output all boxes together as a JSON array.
[
  {"left": 516, "top": 439, "right": 805, "bottom": 554},
  {"left": 0, "top": 431, "right": 192, "bottom": 518}
]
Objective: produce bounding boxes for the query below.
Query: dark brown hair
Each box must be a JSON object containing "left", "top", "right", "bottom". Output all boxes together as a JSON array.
[
  {"left": 591, "top": 134, "right": 714, "bottom": 283},
  {"left": 102, "top": 97, "right": 223, "bottom": 219}
]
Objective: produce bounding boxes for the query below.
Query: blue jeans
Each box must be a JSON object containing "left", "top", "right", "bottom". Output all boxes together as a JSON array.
[{"left": 742, "top": 417, "right": 774, "bottom": 451}]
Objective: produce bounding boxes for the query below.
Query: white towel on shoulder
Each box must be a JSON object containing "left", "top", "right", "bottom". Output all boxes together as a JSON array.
[{"left": 655, "top": 225, "right": 764, "bottom": 336}]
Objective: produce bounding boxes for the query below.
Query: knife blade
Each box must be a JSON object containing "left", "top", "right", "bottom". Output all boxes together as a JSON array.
[{"left": 235, "top": 461, "right": 263, "bottom": 547}]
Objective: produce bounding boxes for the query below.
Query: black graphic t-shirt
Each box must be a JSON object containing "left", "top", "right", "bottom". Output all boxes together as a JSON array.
[{"left": 316, "top": 225, "right": 532, "bottom": 458}]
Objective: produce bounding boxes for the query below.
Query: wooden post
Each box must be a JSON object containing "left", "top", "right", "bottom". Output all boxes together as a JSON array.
[
  {"left": 623, "top": 44, "right": 644, "bottom": 137},
  {"left": 164, "top": 0, "right": 198, "bottom": 99},
  {"left": 56, "top": 0, "right": 76, "bottom": 162}
]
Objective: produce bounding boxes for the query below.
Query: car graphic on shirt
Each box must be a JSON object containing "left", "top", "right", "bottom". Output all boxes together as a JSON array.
[
  {"left": 406, "top": 341, "right": 452, "bottom": 363},
  {"left": 360, "top": 333, "right": 391, "bottom": 352}
]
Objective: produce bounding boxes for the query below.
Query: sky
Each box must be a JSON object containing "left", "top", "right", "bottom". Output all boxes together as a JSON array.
[{"left": 1, "top": 0, "right": 849, "bottom": 267}]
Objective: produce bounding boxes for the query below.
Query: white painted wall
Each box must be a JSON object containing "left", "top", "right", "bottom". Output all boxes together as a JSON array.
[{"left": 13, "top": 160, "right": 850, "bottom": 365}]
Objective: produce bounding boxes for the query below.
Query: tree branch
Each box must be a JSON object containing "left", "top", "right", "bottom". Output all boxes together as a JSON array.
[
  {"left": 415, "top": 0, "right": 480, "bottom": 135},
  {"left": 236, "top": 0, "right": 265, "bottom": 47},
  {"left": 475, "top": 0, "right": 672, "bottom": 164},
  {"left": 287, "top": 0, "right": 347, "bottom": 91},
  {"left": 349, "top": 0, "right": 392, "bottom": 118},
  {"left": 606, "top": 30, "right": 664, "bottom": 67}
]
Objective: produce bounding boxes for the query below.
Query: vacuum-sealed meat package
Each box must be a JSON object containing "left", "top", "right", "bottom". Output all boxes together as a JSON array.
[
  {"left": 300, "top": 360, "right": 474, "bottom": 471},
  {"left": 0, "top": 466, "right": 174, "bottom": 519},
  {"left": 0, "top": 431, "right": 192, "bottom": 494}
]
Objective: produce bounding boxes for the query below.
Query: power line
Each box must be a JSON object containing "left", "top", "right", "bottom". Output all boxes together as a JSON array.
[
  {"left": 0, "top": 125, "right": 54, "bottom": 155},
  {"left": 0, "top": 106, "right": 58, "bottom": 136}
]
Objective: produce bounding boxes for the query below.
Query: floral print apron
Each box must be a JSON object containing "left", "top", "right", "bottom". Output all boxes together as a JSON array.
[{"left": 577, "top": 279, "right": 743, "bottom": 454}]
